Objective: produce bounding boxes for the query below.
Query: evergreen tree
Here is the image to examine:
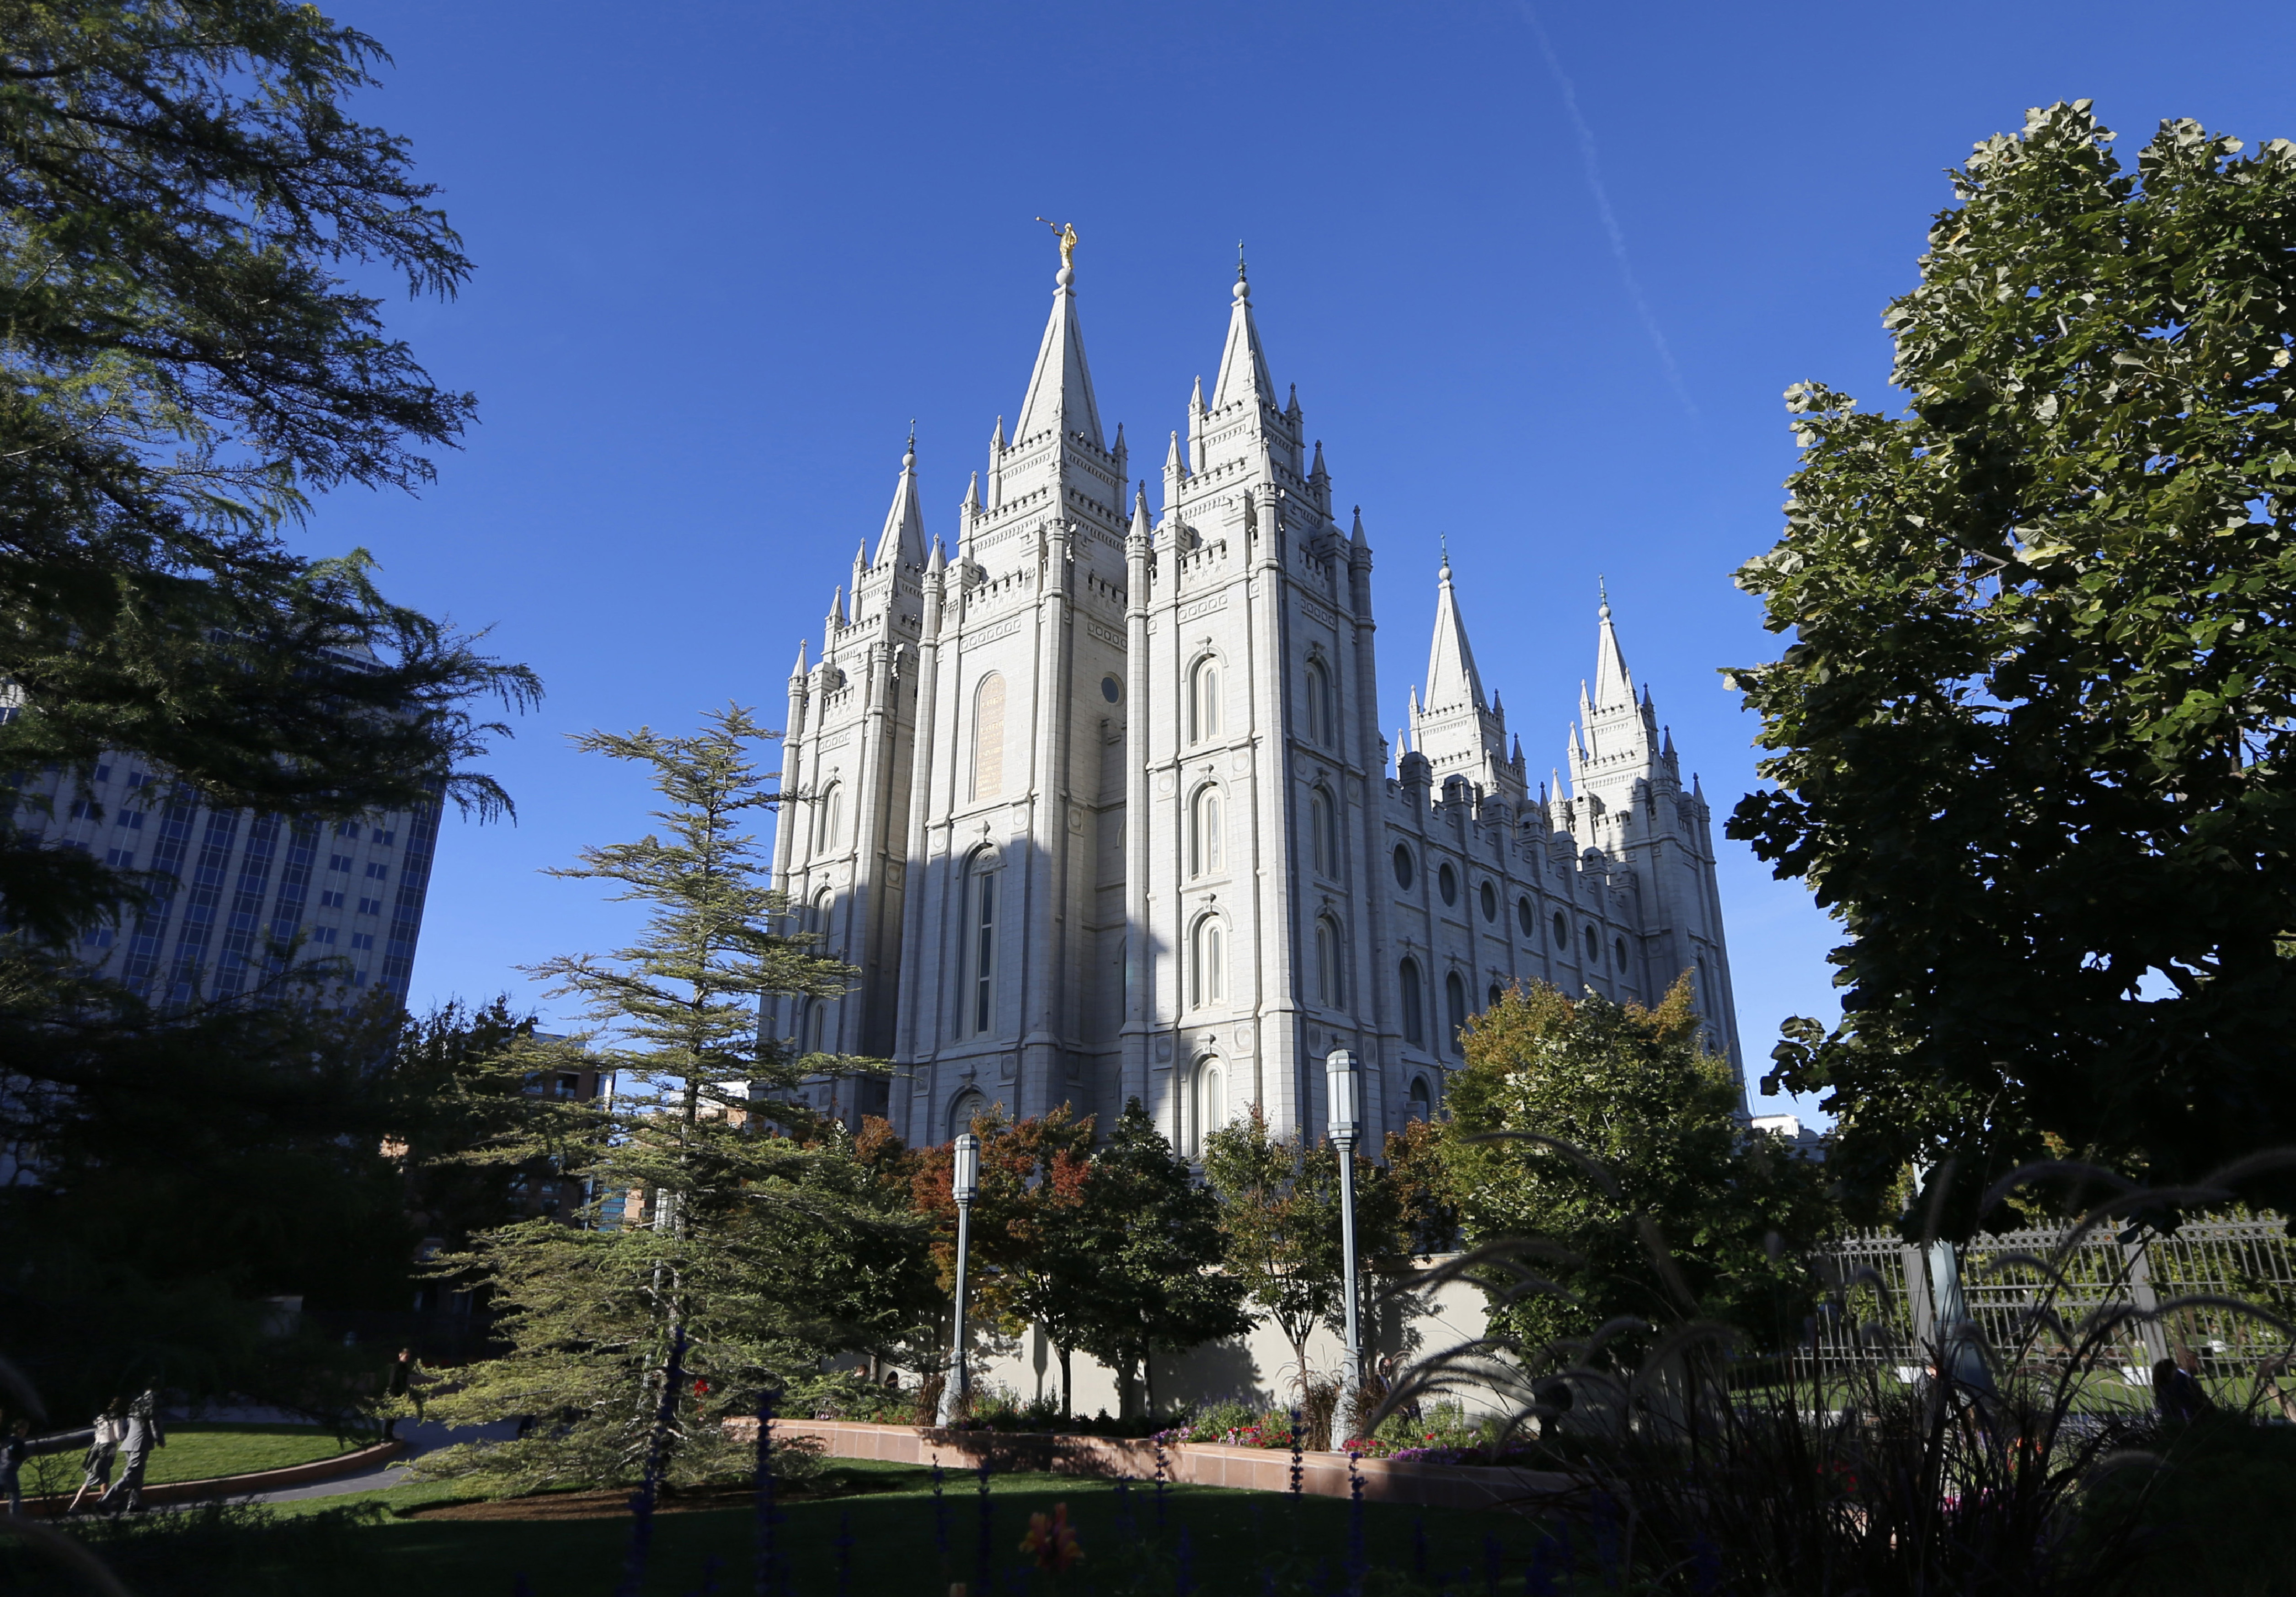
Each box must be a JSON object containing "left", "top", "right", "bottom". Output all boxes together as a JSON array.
[
  {"left": 0, "top": 0, "right": 537, "bottom": 942},
  {"left": 416, "top": 708, "right": 929, "bottom": 1495},
  {"left": 1063, "top": 1100, "right": 1248, "bottom": 1420},
  {"left": 1437, "top": 979, "right": 1834, "bottom": 1357}
]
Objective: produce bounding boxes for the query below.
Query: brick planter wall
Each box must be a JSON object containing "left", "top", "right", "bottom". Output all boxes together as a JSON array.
[{"left": 726, "top": 1418, "right": 1581, "bottom": 1514}]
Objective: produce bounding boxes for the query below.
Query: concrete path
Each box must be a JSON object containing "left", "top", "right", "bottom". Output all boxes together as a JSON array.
[{"left": 246, "top": 1416, "right": 521, "bottom": 1505}]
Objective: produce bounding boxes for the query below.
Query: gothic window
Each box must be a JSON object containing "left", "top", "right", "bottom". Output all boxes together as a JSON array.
[
  {"left": 1552, "top": 911, "right": 1568, "bottom": 948},
  {"left": 1445, "top": 971, "right": 1468, "bottom": 1056},
  {"left": 1399, "top": 957, "right": 1424, "bottom": 1045},
  {"left": 1315, "top": 915, "right": 1344, "bottom": 1008},
  {"left": 1518, "top": 896, "right": 1536, "bottom": 937},
  {"left": 1190, "top": 786, "right": 1224, "bottom": 877},
  {"left": 962, "top": 851, "right": 998, "bottom": 1036},
  {"left": 808, "top": 997, "right": 830, "bottom": 1056},
  {"left": 816, "top": 781, "right": 842, "bottom": 852},
  {"left": 1479, "top": 881, "right": 1497, "bottom": 922},
  {"left": 1304, "top": 658, "right": 1333, "bottom": 746},
  {"left": 949, "top": 1088, "right": 987, "bottom": 1141},
  {"left": 1191, "top": 1060, "right": 1225, "bottom": 1157},
  {"left": 1392, "top": 844, "right": 1414, "bottom": 890},
  {"left": 1438, "top": 863, "right": 1458, "bottom": 906},
  {"left": 1190, "top": 656, "right": 1223, "bottom": 744},
  {"left": 1310, "top": 787, "right": 1337, "bottom": 877},
  {"left": 1408, "top": 1076, "right": 1433, "bottom": 1122},
  {"left": 1190, "top": 914, "right": 1228, "bottom": 1008},
  {"left": 1488, "top": 983, "right": 1503, "bottom": 1010},
  {"left": 972, "top": 674, "right": 1006, "bottom": 800}
]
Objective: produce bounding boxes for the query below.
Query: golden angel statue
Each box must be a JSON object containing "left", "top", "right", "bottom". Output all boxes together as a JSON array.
[{"left": 1036, "top": 217, "right": 1078, "bottom": 271}]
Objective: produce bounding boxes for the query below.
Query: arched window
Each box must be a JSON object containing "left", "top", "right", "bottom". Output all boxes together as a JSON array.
[
  {"left": 816, "top": 781, "right": 842, "bottom": 852},
  {"left": 810, "top": 887, "right": 833, "bottom": 937},
  {"left": 1309, "top": 788, "right": 1337, "bottom": 877},
  {"left": 971, "top": 674, "right": 1006, "bottom": 800},
  {"left": 1190, "top": 656, "right": 1223, "bottom": 744},
  {"left": 1399, "top": 957, "right": 1424, "bottom": 1045},
  {"left": 808, "top": 997, "right": 830, "bottom": 1056},
  {"left": 1407, "top": 1076, "right": 1433, "bottom": 1122},
  {"left": 1479, "top": 881, "right": 1497, "bottom": 922},
  {"left": 1304, "top": 659, "right": 1332, "bottom": 745},
  {"left": 1518, "top": 896, "right": 1536, "bottom": 938},
  {"left": 1190, "top": 914, "right": 1228, "bottom": 1008},
  {"left": 1552, "top": 911, "right": 1568, "bottom": 948},
  {"left": 962, "top": 851, "right": 998, "bottom": 1036},
  {"left": 1445, "top": 971, "right": 1468, "bottom": 1056},
  {"left": 1192, "top": 1060, "right": 1226, "bottom": 1157},
  {"left": 1190, "top": 786, "right": 1224, "bottom": 877},
  {"left": 1438, "top": 863, "right": 1458, "bottom": 906},
  {"left": 948, "top": 1088, "right": 987, "bottom": 1141},
  {"left": 1393, "top": 844, "right": 1415, "bottom": 889},
  {"left": 1487, "top": 983, "right": 1503, "bottom": 1010},
  {"left": 1315, "top": 916, "right": 1344, "bottom": 1008}
]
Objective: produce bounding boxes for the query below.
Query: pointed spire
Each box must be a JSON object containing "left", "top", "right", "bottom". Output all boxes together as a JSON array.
[
  {"left": 991, "top": 416, "right": 1006, "bottom": 450},
  {"left": 1351, "top": 505, "right": 1367, "bottom": 546},
  {"left": 1014, "top": 251, "right": 1104, "bottom": 448},
  {"left": 828, "top": 584, "right": 847, "bottom": 628},
  {"left": 1212, "top": 264, "right": 1274, "bottom": 409},
  {"left": 791, "top": 638, "right": 809, "bottom": 679},
  {"left": 1286, "top": 381, "right": 1301, "bottom": 418},
  {"left": 1190, "top": 374, "right": 1206, "bottom": 413},
  {"left": 873, "top": 435, "right": 926, "bottom": 568},
  {"left": 1424, "top": 550, "right": 1487, "bottom": 712},
  {"left": 1591, "top": 580, "right": 1635, "bottom": 709},
  {"left": 928, "top": 536, "right": 946, "bottom": 574},
  {"left": 1165, "top": 429, "right": 1185, "bottom": 474},
  {"left": 962, "top": 470, "right": 981, "bottom": 512},
  {"left": 1310, "top": 439, "right": 1327, "bottom": 479},
  {"left": 1129, "top": 481, "right": 1153, "bottom": 541}
]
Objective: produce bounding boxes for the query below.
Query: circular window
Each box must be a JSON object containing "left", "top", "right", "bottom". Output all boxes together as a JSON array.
[
  {"left": 1479, "top": 881, "right": 1497, "bottom": 922},
  {"left": 1517, "top": 897, "right": 1535, "bottom": 937},
  {"left": 1585, "top": 925, "right": 1600, "bottom": 960},
  {"left": 1614, "top": 937, "right": 1629, "bottom": 969},
  {"left": 1101, "top": 675, "right": 1122, "bottom": 703},
  {"left": 1552, "top": 911, "right": 1568, "bottom": 948},
  {"left": 1393, "top": 844, "right": 1415, "bottom": 889},
  {"left": 1438, "top": 863, "right": 1458, "bottom": 906}
]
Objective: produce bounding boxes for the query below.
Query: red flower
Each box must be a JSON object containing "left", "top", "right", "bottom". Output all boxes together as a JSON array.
[
  {"left": 692, "top": 1378, "right": 711, "bottom": 1396},
  {"left": 1020, "top": 1502, "right": 1083, "bottom": 1572}
]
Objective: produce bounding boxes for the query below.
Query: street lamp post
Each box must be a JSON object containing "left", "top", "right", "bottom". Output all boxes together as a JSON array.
[
  {"left": 1325, "top": 1049, "right": 1363, "bottom": 1422},
  {"left": 936, "top": 1131, "right": 980, "bottom": 1427}
]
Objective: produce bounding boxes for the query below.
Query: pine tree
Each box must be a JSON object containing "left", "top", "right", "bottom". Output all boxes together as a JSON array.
[{"left": 416, "top": 707, "right": 929, "bottom": 1495}]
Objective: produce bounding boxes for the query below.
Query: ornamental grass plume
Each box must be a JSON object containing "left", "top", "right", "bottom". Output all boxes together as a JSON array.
[{"left": 1019, "top": 1502, "right": 1083, "bottom": 1573}]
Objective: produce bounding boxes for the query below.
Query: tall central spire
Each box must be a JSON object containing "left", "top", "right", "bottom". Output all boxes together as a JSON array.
[
  {"left": 1013, "top": 244, "right": 1104, "bottom": 449},
  {"left": 1424, "top": 549, "right": 1486, "bottom": 712},
  {"left": 1211, "top": 257, "right": 1274, "bottom": 409}
]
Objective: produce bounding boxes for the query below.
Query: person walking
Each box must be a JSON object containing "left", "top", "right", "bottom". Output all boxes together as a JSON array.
[
  {"left": 1, "top": 1419, "right": 29, "bottom": 1517},
  {"left": 65, "top": 1398, "right": 126, "bottom": 1514},
  {"left": 98, "top": 1391, "right": 164, "bottom": 1515},
  {"left": 385, "top": 1348, "right": 425, "bottom": 1439}
]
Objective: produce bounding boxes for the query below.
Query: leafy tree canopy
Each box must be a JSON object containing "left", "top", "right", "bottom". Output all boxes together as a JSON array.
[
  {"left": 1439, "top": 980, "right": 1834, "bottom": 1356},
  {"left": 0, "top": 0, "right": 536, "bottom": 942},
  {"left": 1730, "top": 102, "right": 2296, "bottom": 1227}
]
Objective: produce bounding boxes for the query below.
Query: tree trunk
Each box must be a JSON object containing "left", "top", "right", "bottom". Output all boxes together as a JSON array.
[
  {"left": 1115, "top": 1360, "right": 1139, "bottom": 1420},
  {"left": 1143, "top": 1348, "right": 1156, "bottom": 1421},
  {"left": 1057, "top": 1344, "right": 1073, "bottom": 1420}
]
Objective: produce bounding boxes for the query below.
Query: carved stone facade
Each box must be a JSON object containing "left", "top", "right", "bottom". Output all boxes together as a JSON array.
[{"left": 765, "top": 258, "right": 1742, "bottom": 1151}]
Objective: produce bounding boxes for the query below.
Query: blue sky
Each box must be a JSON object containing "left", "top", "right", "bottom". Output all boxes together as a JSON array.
[{"left": 316, "top": 1, "right": 2296, "bottom": 1119}]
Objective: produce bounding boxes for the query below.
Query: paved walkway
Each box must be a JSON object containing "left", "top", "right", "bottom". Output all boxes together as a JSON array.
[{"left": 245, "top": 1415, "right": 522, "bottom": 1505}]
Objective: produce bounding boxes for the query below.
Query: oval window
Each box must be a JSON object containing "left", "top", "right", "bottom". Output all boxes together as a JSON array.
[
  {"left": 1393, "top": 845, "right": 1415, "bottom": 890},
  {"left": 1585, "top": 925, "right": 1600, "bottom": 960},
  {"left": 1517, "top": 897, "right": 1535, "bottom": 937},
  {"left": 1101, "top": 675, "right": 1122, "bottom": 704},
  {"left": 1438, "top": 863, "right": 1458, "bottom": 906},
  {"left": 1552, "top": 911, "right": 1568, "bottom": 948},
  {"left": 1479, "top": 881, "right": 1497, "bottom": 922},
  {"left": 1614, "top": 936, "right": 1629, "bottom": 969}
]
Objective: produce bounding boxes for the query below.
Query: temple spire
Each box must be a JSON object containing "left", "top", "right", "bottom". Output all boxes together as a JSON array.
[
  {"left": 1013, "top": 235, "right": 1104, "bottom": 448},
  {"left": 1211, "top": 257, "right": 1274, "bottom": 409},
  {"left": 873, "top": 432, "right": 926, "bottom": 568},
  {"left": 1423, "top": 547, "right": 1486, "bottom": 712},
  {"left": 1591, "top": 579, "right": 1634, "bottom": 708}
]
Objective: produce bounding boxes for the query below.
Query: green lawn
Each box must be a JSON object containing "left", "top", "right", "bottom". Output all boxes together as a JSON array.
[
  {"left": 19, "top": 1422, "right": 367, "bottom": 1498},
  {"left": 12, "top": 1458, "right": 1561, "bottom": 1597}
]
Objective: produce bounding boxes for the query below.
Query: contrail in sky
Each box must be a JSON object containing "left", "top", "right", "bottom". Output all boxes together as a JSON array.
[{"left": 1517, "top": 4, "right": 1700, "bottom": 423}]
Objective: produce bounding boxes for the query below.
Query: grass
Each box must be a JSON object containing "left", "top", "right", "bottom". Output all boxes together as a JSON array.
[
  {"left": 6, "top": 1458, "right": 1563, "bottom": 1597},
  {"left": 19, "top": 1422, "right": 367, "bottom": 1498}
]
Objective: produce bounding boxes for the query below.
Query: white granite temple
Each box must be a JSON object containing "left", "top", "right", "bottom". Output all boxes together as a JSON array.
[{"left": 765, "top": 248, "right": 1742, "bottom": 1152}]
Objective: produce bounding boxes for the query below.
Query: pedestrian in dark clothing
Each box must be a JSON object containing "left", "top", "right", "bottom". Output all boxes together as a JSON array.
[
  {"left": 99, "top": 1392, "right": 164, "bottom": 1514},
  {"left": 385, "top": 1348, "right": 424, "bottom": 1438},
  {"left": 66, "top": 1399, "right": 126, "bottom": 1514},
  {"left": 2154, "top": 1350, "right": 2215, "bottom": 1423},
  {"left": 2, "top": 1419, "right": 29, "bottom": 1517}
]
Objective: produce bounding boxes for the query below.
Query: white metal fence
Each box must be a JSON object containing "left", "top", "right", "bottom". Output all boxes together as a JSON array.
[{"left": 1805, "top": 1215, "right": 2296, "bottom": 1398}]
